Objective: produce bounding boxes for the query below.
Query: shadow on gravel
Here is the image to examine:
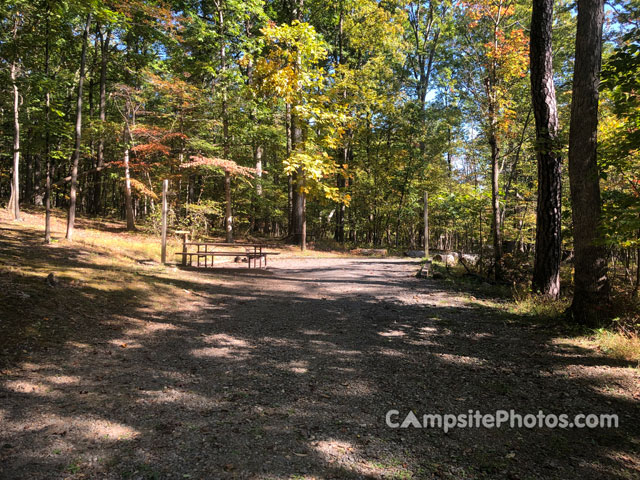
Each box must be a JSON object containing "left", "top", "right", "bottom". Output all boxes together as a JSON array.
[{"left": 1, "top": 230, "right": 639, "bottom": 479}]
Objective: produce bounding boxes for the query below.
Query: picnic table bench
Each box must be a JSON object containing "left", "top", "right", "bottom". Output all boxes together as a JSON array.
[{"left": 176, "top": 241, "right": 279, "bottom": 269}]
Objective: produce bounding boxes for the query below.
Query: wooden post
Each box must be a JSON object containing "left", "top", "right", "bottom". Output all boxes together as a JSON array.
[
  {"left": 424, "top": 191, "right": 429, "bottom": 258},
  {"left": 181, "top": 233, "right": 187, "bottom": 266},
  {"left": 161, "top": 179, "right": 168, "bottom": 264}
]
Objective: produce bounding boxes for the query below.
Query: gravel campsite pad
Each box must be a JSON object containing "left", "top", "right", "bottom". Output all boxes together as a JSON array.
[{"left": 1, "top": 258, "right": 639, "bottom": 479}]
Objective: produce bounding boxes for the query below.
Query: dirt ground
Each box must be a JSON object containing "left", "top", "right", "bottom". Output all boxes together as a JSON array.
[{"left": 1, "top": 237, "right": 639, "bottom": 479}]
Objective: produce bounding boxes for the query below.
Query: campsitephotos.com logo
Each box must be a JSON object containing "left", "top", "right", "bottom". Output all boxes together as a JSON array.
[{"left": 385, "top": 409, "right": 619, "bottom": 433}]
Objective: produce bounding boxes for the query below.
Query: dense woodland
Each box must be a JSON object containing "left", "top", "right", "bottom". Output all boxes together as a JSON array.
[{"left": 1, "top": 0, "right": 639, "bottom": 325}]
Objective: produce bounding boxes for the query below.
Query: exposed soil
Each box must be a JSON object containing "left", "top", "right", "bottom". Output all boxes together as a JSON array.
[{"left": 1, "top": 227, "right": 639, "bottom": 479}]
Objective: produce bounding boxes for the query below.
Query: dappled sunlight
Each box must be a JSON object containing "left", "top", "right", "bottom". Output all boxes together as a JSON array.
[
  {"left": 122, "top": 320, "right": 183, "bottom": 336},
  {"left": 191, "top": 333, "right": 254, "bottom": 359},
  {"left": 434, "top": 353, "right": 489, "bottom": 367},
  {"left": 2, "top": 228, "right": 638, "bottom": 479},
  {"left": 376, "top": 347, "right": 410, "bottom": 357},
  {"left": 190, "top": 346, "right": 252, "bottom": 359},
  {"left": 312, "top": 439, "right": 359, "bottom": 465},
  {"left": 108, "top": 338, "right": 143, "bottom": 349},
  {"left": 276, "top": 360, "right": 309, "bottom": 374},
  {"left": 45, "top": 375, "right": 81, "bottom": 385},
  {"left": 138, "top": 388, "right": 215, "bottom": 409},
  {"left": 299, "top": 329, "right": 329, "bottom": 336},
  {"left": 378, "top": 329, "right": 407, "bottom": 337},
  {"left": 4, "top": 380, "right": 54, "bottom": 396}
]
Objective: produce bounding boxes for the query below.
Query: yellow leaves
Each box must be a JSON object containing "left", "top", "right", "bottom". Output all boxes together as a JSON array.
[
  {"left": 182, "top": 156, "right": 257, "bottom": 178},
  {"left": 128, "top": 178, "right": 158, "bottom": 201},
  {"left": 254, "top": 21, "right": 328, "bottom": 105}
]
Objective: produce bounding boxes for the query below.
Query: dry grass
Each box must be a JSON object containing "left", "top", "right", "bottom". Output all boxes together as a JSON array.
[
  {"left": 593, "top": 329, "right": 640, "bottom": 364},
  {"left": 509, "top": 291, "right": 571, "bottom": 321},
  {"left": 8, "top": 206, "right": 182, "bottom": 263}
]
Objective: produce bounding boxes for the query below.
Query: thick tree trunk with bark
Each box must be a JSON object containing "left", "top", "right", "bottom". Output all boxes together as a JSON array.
[
  {"left": 66, "top": 13, "right": 92, "bottom": 241},
  {"left": 291, "top": 114, "right": 305, "bottom": 247},
  {"left": 531, "top": 0, "right": 562, "bottom": 299},
  {"left": 568, "top": 0, "right": 609, "bottom": 325}
]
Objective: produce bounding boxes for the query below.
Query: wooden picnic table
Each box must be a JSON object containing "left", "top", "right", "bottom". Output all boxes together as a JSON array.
[{"left": 175, "top": 241, "right": 279, "bottom": 269}]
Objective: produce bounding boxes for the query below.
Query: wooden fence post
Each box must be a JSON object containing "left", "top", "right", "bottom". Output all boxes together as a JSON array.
[{"left": 161, "top": 179, "right": 168, "bottom": 264}]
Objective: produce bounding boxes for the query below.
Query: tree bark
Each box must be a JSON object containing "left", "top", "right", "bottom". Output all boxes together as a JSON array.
[
  {"left": 286, "top": 103, "right": 293, "bottom": 236},
  {"left": 225, "top": 171, "right": 232, "bottom": 242},
  {"left": 45, "top": 11, "right": 52, "bottom": 242},
  {"left": 9, "top": 59, "right": 20, "bottom": 221},
  {"left": 488, "top": 108, "right": 503, "bottom": 280},
  {"left": 424, "top": 191, "right": 429, "bottom": 258},
  {"left": 93, "top": 28, "right": 110, "bottom": 215},
  {"left": 66, "top": 12, "right": 92, "bottom": 241},
  {"left": 291, "top": 112, "right": 305, "bottom": 246},
  {"left": 217, "top": 1, "right": 233, "bottom": 242},
  {"left": 568, "top": 0, "right": 609, "bottom": 325},
  {"left": 123, "top": 146, "right": 135, "bottom": 230},
  {"left": 531, "top": 0, "right": 562, "bottom": 299}
]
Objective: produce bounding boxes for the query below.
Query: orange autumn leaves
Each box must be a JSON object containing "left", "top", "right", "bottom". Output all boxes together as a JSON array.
[{"left": 463, "top": 0, "right": 529, "bottom": 136}]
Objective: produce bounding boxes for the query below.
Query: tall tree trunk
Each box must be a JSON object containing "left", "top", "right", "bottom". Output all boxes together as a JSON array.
[
  {"left": 225, "top": 171, "right": 232, "bottom": 242},
  {"left": 123, "top": 146, "right": 135, "bottom": 230},
  {"left": 255, "top": 145, "right": 263, "bottom": 197},
  {"left": 66, "top": 12, "right": 92, "bottom": 241},
  {"left": 217, "top": 1, "right": 233, "bottom": 242},
  {"left": 568, "top": 0, "right": 609, "bottom": 325},
  {"left": 286, "top": 103, "right": 293, "bottom": 236},
  {"left": 93, "top": 28, "right": 110, "bottom": 215},
  {"left": 488, "top": 113, "right": 502, "bottom": 280},
  {"left": 291, "top": 116, "right": 304, "bottom": 247},
  {"left": 633, "top": 235, "right": 640, "bottom": 298},
  {"left": 9, "top": 60, "right": 20, "bottom": 221},
  {"left": 485, "top": 18, "right": 503, "bottom": 281},
  {"left": 334, "top": 6, "right": 347, "bottom": 243},
  {"left": 531, "top": 0, "right": 562, "bottom": 299},
  {"left": 291, "top": 0, "right": 306, "bottom": 249},
  {"left": 45, "top": 11, "right": 52, "bottom": 243}
]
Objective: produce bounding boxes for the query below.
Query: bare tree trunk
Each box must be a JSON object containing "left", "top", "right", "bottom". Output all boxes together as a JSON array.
[
  {"left": 254, "top": 144, "right": 263, "bottom": 232},
  {"left": 291, "top": 114, "right": 305, "bottom": 247},
  {"left": 9, "top": 60, "right": 20, "bottom": 221},
  {"left": 634, "top": 238, "right": 640, "bottom": 298},
  {"left": 301, "top": 188, "right": 307, "bottom": 251},
  {"left": 93, "top": 28, "right": 110, "bottom": 215},
  {"left": 217, "top": 1, "right": 233, "bottom": 242},
  {"left": 286, "top": 103, "right": 293, "bottom": 236},
  {"left": 531, "top": 0, "right": 562, "bottom": 299},
  {"left": 568, "top": 0, "right": 609, "bottom": 325},
  {"left": 45, "top": 11, "right": 52, "bottom": 242},
  {"left": 489, "top": 123, "right": 502, "bottom": 280},
  {"left": 291, "top": 0, "right": 306, "bottom": 249},
  {"left": 225, "top": 171, "right": 232, "bottom": 242},
  {"left": 123, "top": 146, "right": 135, "bottom": 230},
  {"left": 255, "top": 145, "right": 263, "bottom": 196},
  {"left": 66, "top": 12, "right": 92, "bottom": 241},
  {"left": 424, "top": 191, "right": 429, "bottom": 258}
]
